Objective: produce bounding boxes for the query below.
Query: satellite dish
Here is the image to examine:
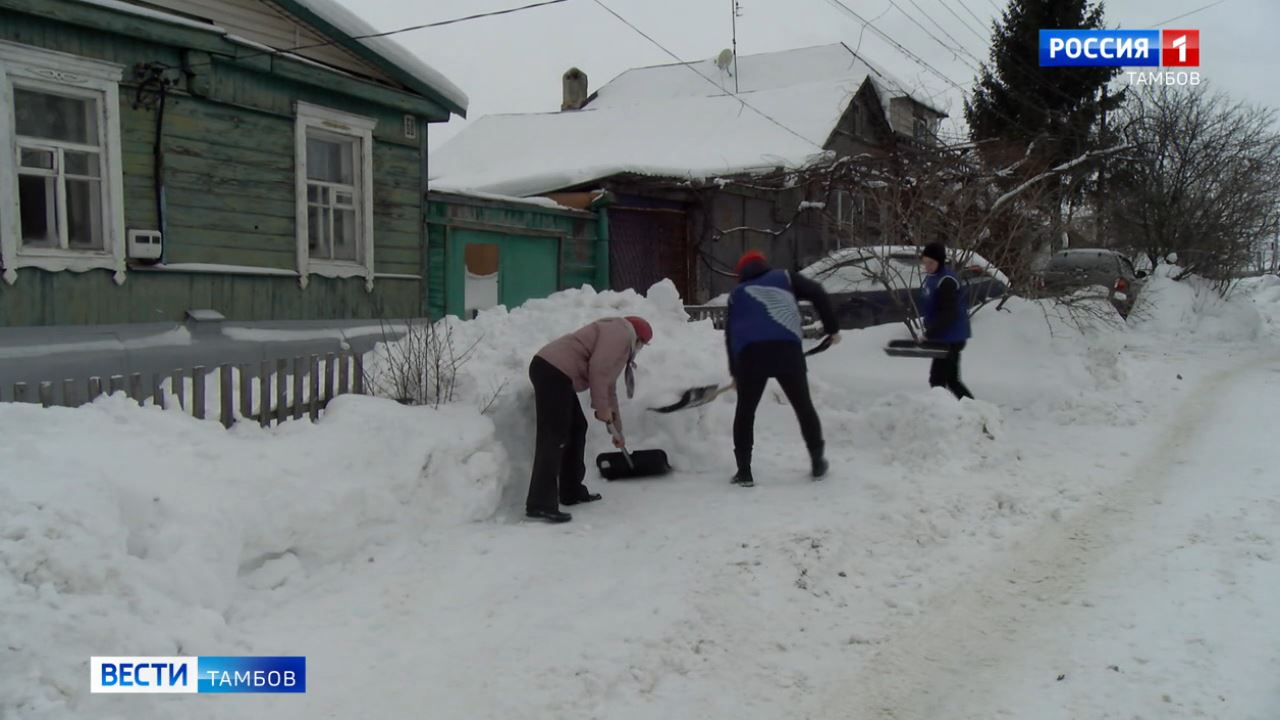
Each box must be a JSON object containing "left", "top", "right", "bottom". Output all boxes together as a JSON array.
[{"left": 715, "top": 48, "right": 734, "bottom": 74}]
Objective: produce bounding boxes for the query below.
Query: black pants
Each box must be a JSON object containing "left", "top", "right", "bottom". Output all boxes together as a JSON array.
[
  {"left": 733, "top": 344, "right": 824, "bottom": 474},
  {"left": 527, "top": 357, "right": 589, "bottom": 512},
  {"left": 929, "top": 341, "right": 974, "bottom": 400}
]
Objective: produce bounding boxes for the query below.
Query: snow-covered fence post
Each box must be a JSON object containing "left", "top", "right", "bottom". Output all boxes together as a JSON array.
[
  {"left": 239, "top": 365, "right": 252, "bottom": 420},
  {"left": 259, "top": 361, "right": 271, "bottom": 428},
  {"left": 275, "top": 359, "right": 287, "bottom": 425},
  {"left": 109, "top": 375, "right": 125, "bottom": 397},
  {"left": 38, "top": 382, "right": 53, "bottom": 408},
  {"left": 12, "top": 382, "right": 26, "bottom": 403},
  {"left": 129, "top": 373, "right": 144, "bottom": 405},
  {"left": 171, "top": 369, "right": 184, "bottom": 410},
  {"left": 191, "top": 367, "right": 205, "bottom": 420},
  {"left": 353, "top": 354, "right": 364, "bottom": 395},
  {"left": 152, "top": 374, "right": 165, "bottom": 410},
  {"left": 220, "top": 365, "right": 234, "bottom": 429},
  {"left": 324, "top": 353, "right": 336, "bottom": 405},
  {"left": 309, "top": 355, "right": 320, "bottom": 421},
  {"left": 88, "top": 377, "right": 102, "bottom": 403},
  {"left": 292, "top": 357, "right": 304, "bottom": 420},
  {"left": 62, "top": 379, "right": 76, "bottom": 407}
]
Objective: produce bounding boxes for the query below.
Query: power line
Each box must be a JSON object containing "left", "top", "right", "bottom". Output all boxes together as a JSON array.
[
  {"left": 176, "top": 0, "right": 571, "bottom": 72},
  {"left": 590, "top": 0, "right": 826, "bottom": 150},
  {"left": 906, "top": 0, "right": 983, "bottom": 60},
  {"left": 884, "top": 0, "right": 982, "bottom": 73},
  {"left": 948, "top": 0, "right": 995, "bottom": 44},
  {"left": 821, "top": 0, "right": 969, "bottom": 96},
  {"left": 1150, "top": 0, "right": 1230, "bottom": 27},
  {"left": 918, "top": 0, "right": 989, "bottom": 52}
]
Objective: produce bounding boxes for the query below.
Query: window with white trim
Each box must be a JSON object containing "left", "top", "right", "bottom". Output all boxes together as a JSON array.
[
  {"left": 0, "top": 41, "right": 126, "bottom": 285},
  {"left": 295, "top": 102, "right": 375, "bottom": 290}
]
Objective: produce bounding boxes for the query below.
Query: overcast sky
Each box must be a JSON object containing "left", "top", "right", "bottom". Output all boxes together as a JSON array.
[{"left": 335, "top": 0, "right": 1278, "bottom": 151}]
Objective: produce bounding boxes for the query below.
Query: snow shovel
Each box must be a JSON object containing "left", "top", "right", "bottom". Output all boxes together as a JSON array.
[
  {"left": 883, "top": 339, "right": 951, "bottom": 359},
  {"left": 595, "top": 422, "right": 672, "bottom": 481},
  {"left": 650, "top": 336, "right": 837, "bottom": 414}
]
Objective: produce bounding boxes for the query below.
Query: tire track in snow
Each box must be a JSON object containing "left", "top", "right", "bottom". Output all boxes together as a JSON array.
[{"left": 814, "top": 350, "right": 1280, "bottom": 720}]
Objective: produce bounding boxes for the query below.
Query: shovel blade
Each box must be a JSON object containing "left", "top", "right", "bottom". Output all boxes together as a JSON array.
[{"left": 596, "top": 449, "right": 672, "bottom": 480}]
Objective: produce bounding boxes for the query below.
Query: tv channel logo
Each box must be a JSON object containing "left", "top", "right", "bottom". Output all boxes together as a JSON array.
[
  {"left": 91, "top": 656, "right": 306, "bottom": 694},
  {"left": 1039, "top": 29, "right": 1200, "bottom": 68}
]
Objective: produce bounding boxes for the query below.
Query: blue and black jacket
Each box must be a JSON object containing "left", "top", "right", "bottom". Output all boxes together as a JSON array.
[
  {"left": 921, "top": 266, "right": 971, "bottom": 343},
  {"left": 725, "top": 260, "right": 838, "bottom": 378}
]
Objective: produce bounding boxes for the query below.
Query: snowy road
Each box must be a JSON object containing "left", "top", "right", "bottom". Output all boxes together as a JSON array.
[{"left": 822, "top": 352, "right": 1280, "bottom": 720}]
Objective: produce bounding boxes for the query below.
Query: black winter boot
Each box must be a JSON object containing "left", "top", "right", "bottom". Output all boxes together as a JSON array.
[
  {"left": 526, "top": 507, "right": 572, "bottom": 523},
  {"left": 810, "top": 445, "right": 828, "bottom": 480},
  {"left": 731, "top": 469, "right": 754, "bottom": 488}
]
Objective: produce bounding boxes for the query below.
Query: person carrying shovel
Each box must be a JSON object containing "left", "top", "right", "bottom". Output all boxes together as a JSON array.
[
  {"left": 525, "top": 316, "right": 653, "bottom": 523},
  {"left": 726, "top": 251, "right": 840, "bottom": 487}
]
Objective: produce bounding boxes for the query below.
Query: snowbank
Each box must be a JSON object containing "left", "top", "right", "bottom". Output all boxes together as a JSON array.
[
  {"left": 1131, "top": 267, "right": 1266, "bottom": 343},
  {"left": 0, "top": 395, "right": 503, "bottom": 718}
]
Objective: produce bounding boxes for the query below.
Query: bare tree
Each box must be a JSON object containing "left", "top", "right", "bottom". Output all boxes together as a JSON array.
[
  {"left": 1106, "top": 84, "right": 1280, "bottom": 287},
  {"left": 364, "top": 319, "right": 481, "bottom": 408}
]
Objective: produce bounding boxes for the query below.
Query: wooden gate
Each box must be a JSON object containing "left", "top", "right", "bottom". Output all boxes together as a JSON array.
[{"left": 608, "top": 207, "right": 691, "bottom": 298}]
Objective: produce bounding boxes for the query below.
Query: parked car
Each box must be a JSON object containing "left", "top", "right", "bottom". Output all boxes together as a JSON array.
[
  {"left": 797, "top": 246, "right": 1009, "bottom": 331},
  {"left": 1031, "top": 249, "right": 1147, "bottom": 318}
]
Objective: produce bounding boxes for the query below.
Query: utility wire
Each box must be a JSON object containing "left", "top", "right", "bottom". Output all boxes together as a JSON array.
[
  {"left": 907, "top": 0, "right": 987, "bottom": 62},
  {"left": 1150, "top": 0, "right": 1230, "bottom": 27},
  {"left": 590, "top": 0, "right": 826, "bottom": 150},
  {"left": 176, "top": 0, "right": 571, "bottom": 72},
  {"left": 944, "top": 0, "right": 995, "bottom": 44},
  {"left": 883, "top": 0, "right": 982, "bottom": 72}
]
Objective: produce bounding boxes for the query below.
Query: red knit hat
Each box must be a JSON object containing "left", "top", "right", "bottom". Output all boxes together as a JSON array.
[
  {"left": 736, "top": 250, "right": 767, "bottom": 275},
  {"left": 625, "top": 316, "right": 653, "bottom": 344}
]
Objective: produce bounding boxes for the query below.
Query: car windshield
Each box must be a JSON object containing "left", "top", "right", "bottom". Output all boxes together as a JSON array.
[{"left": 805, "top": 253, "right": 921, "bottom": 293}]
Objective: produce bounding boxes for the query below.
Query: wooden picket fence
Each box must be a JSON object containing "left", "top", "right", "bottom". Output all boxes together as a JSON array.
[{"left": 1, "top": 352, "right": 365, "bottom": 429}]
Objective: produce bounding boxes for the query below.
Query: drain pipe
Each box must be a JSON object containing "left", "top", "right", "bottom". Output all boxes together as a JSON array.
[{"left": 590, "top": 191, "right": 614, "bottom": 291}]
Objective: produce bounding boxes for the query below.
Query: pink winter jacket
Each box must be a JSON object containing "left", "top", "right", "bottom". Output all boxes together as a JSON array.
[{"left": 536, "top": 318, "right": 637, "bottom": 428}]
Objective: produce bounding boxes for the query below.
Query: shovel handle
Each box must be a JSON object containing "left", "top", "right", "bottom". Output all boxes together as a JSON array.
[{"left": 606, "top": 422, "right": 634, "bottom": 468}]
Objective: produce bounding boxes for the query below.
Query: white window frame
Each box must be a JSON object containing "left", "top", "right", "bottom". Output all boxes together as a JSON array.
[
  {"left": 0, "top": 41, "right": 126, "bottom": 286},
  {"left": 295, "top": 101, "right": 375, "bottom": 291}
]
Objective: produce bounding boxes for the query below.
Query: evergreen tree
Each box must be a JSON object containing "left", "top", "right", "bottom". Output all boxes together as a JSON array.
[{"left": 965, "top": 0, "right": 1119, "bottom": 167}]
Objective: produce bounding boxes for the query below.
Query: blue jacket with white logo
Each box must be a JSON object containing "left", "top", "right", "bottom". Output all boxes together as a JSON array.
[
  {"left": 724, "top": 261, "right": 839, "bottom": 377},
  {"left": 921, "top": 267, "right": 971, "bottom": 342},
  {"left": 727, "top": 268, "right": 804, "bottom": 360}
]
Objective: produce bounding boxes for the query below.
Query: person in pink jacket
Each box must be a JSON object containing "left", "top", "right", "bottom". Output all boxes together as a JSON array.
[{"left": 526, "top": 316, "right": 654, "bottom": 523}]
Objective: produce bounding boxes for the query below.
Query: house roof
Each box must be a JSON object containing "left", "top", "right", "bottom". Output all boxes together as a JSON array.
[
  {"left": 87, "top": 0, "right": 467, "bottom": 116},
  {"left": 430, "top": 43, "right": 942, "bottom": 197},
  {"left": 279, "top": 0, "right": 469, "bottom": 116}
]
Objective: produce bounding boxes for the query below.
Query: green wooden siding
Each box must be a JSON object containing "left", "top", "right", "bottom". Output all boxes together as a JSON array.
[
  {"left": 0, "top": 270, "right": 420, "bottom": 326},
  {"left": 0, "top": 9, "right": 433, "bottom": 327},
  {"left": 426, "top": 194, "right": 601, "bottom": 319}
]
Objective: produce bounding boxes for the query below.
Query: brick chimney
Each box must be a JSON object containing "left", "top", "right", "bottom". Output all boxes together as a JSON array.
[{"left": 562, "top": 67, "right": 588, "bottom": 111}]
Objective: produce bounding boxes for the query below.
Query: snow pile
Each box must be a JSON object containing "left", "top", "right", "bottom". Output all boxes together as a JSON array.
[
  {"left": 366, "top": 280, "right": 732, "bottom": 511},
  {"left": 843, "top": 390, "right": 1004, "bottom": 471},
  {"left": 1131, "top": 267, "right": 1265, "bottom": 343},
  {"left": 0, "top": 394, "right": 503, "bottom": 718},
  {"left": 1237, "top": 273, "right": 1280, "bottom": 338}
]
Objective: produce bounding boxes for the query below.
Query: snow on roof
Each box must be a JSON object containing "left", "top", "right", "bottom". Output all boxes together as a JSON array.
[
  {"left": 590, "top": 43, "right": 921, "bottom": 112},
  {"left": 430, "top": 81, "right": 842, "bottom": 197},
  {"left": 430, "top": 44, "right": 940, "bottom": 197},
  {"left": 291, "top": 0, "right": 468, "bottom": 114},
  {"left": 428, "top": 183, "right": 582, "bottom": 212}
]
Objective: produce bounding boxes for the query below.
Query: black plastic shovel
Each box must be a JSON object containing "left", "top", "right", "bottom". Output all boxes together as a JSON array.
[{"left": 595, "top": 422, "right": 672, "bottom": 481}]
